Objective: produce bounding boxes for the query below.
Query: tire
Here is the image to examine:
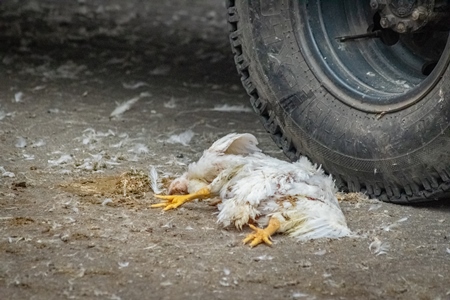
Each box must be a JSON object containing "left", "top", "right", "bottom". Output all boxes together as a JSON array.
[{"left": 226, "top": 0, "right": 450, "bottom": 203}]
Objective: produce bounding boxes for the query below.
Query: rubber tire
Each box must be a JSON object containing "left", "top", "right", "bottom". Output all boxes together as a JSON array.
[{"left": 226, "top": 0, "right": 450, "bottom": 203}]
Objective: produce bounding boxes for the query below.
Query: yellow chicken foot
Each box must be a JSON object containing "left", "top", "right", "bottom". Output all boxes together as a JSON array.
[
  {"left": 243, "top": 217, "right": 281, "bottom": 248},
  {"left": 151, "top": 187, "right": 211, "bottom": 211}
]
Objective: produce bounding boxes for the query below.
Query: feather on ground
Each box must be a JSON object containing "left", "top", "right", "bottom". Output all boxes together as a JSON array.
[{"left": 152, "top": 133, "right": 351, "bottom": 247}]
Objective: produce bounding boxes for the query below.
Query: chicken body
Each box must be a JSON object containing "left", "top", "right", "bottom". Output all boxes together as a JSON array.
[{"left": 152, "top": 133, "right": 351, "bottom": 246}]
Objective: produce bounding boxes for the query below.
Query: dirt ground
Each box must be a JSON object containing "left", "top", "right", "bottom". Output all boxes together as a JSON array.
[{"left": 0, "top": 1, "right": 449, "bottom": 299}]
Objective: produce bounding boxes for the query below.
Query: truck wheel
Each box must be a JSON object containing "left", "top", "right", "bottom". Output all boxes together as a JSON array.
[{"left": 227, "top": 0, "right": 450, "bottom": 203}]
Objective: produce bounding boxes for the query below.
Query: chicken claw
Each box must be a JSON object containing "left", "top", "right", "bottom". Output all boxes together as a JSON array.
[
  {"left": 242, "top": 217, "right": 281, "bottom": 248},
  {"left": 151, "top": 187, "right": 210, "bottom": 211}
]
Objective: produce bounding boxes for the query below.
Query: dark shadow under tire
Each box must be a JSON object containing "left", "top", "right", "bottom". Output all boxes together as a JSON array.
[{"left": 227, "top": 0, "right": 450, "bottom": 203}]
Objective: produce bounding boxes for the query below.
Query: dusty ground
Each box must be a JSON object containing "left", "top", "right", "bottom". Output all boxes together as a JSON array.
[{"left": 0, "top": 1, "right": 449, "bottom": 299}]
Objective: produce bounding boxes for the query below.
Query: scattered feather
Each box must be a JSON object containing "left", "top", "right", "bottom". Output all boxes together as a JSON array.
[
  {"left": 218, "top": 279, "right": 230, "bottom": 287},
  {"left": 446, "top": 248, "right": 450, "bottom": 254},
  {"left": 110, "top": 133, "right": 129, "bottom": 148},
  {"left": 110, "top": 96, "right": 140, "bottom": 118},
  {"left": 96, "top": 129, "right": 115, "bottom": 137},
  {"left": 149, "top": 166, "right": 162, "bottom": 194},
  {"left": 212, "top": 104, "right": 252, "bottom": 113},
  {"left": 44, "top": 61, "right": 87, "bottom": 79},
  {"left": 23, "top": 154, "right": 35, "bottom": 160},
  {"left": 368, "top": 203, "right": 382, "bottom": 211},
  {"left": 48, "top": 108, "right": 60, "bottom": 113},
  {"left": 253, "top": 254, "right": 274, "bottom": 261},
  {"left": 223, "top": 268, "right": 231, "bottom": 276},
  {"left": 0, "top": 166, "right": 15, "bottom": 178},
  {"left": 143, "top": 244, "right": 159, "bottom": 250},
  {"left": 118, "top": 262, "right": 129, "bottom": 269},
  {"left": 86, "top": 153, "right": 106, "bottom": 169},
  {"left": 292, "top": 292, "right": 310, "bottom": 298},
  {"left": 79, "top": 128, "right": 97, "bottom": 145},
  {"left": 76, "top": 128, "right": 116, "bottom": 147},
  {"left": 128, "top": 143, "right": 149, "bottom": 154},
  {"left": 139, "top": 91, "right": 152, "bottom": 98},
  {"left": 383, "top": 217, "right": 408, "bottom": 232},
  {"left": 32, "top": 85, "right": 46, "bottom": 91},
  {"left": 160, "top": 281, "right": 173, "bottom": 287},
  {"left": 166, "top": 130, "right": 194, "bottom": 146},
  {"left": 150, "top": 65, "right": 171, "bottom": 76},
  {"left": 106, "top": 57, "right": 128, "bottom": 65},
  {"left": 314, "top": 249, "right": 327, "bottom": 256},
  {"left": 14, "top": 92, "right": 24, "bottom": 103},
  {"left": 77, "top": 161, "right": 95, "bottom": 171},
  {"left": 164, "top": 97, "right": 177, "bottom": 108},
  {"left": 127, "top": 154, "right": 140, "bottom": 162},
  {"left": 369, "top": 237, "right": 390, "bottom": 256},
  {"left": 111, "top": 140, "right": 127, "bottom": 148},
  {"left": 15, "top": 137, "right": 27, "bottom": 148},
  {"left": 105, "top": 155, "right": 121, "bottom": 166},
  {"left": 122, "top": 81, "right": 149, "bottom": 89},
  {"left": 101, "top": 198, "right": 113, "bottom": 206},
  {"left": 31, "top": 139, "right": 46, "bottom": 148},
  {"left": 48, "top": 154, "right": 73, "bottom": 166},
  {"left": 2, "top": 55, "right": 15, "bottom": 65},
  {"left": 161, "top": 218, "right": 174, "bottom": 229},
  {"left": 0, "top": 110, "right": 15, "bottom": 121}
]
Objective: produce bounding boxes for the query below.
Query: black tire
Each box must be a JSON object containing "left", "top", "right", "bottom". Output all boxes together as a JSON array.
[{"left": 227, "top": 0, "right": 450, "bottom": 203}]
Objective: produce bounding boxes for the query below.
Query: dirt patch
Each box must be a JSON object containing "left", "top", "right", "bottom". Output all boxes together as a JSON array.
[
  {"left": 8, "top": 217, "right": 35, "bottom": 226},
  {"left": 336, "top": 192, "right": 370, "bottom": 203},
  {"left": 60, "top": 170, "right": 169, "bottom": 210}
]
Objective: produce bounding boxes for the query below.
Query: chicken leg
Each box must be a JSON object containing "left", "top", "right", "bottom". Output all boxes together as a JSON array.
[
  {"left": 243, "top": 217, "right": 281, "bottom": 247},
  {"left": 151, "top": 187, "right": 211, "bottom": 211}
]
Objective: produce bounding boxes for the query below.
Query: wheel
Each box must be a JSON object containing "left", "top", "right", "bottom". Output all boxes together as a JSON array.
[{"left": 226, "top": 0, "right": 450, "bottom": 203}]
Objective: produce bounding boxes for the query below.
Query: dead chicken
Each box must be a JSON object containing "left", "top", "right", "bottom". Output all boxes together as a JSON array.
[{"left": 152, "top": 133, "right": 351, "bottom": 247}]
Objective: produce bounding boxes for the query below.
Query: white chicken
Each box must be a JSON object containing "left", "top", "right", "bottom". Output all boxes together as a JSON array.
[{"left": 152, "top": 133, "right": 351, "bottom": 247}]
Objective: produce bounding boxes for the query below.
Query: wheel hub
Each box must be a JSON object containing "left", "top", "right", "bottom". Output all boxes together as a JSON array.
[
  {"left": 372, "top": 0, "right": 436, "bottom": 33},
  {"left": 295, "top": 0, "right": 450, "bottom": 113},
  {"left": 389, "top": 0, "right": 417, "bottom": 16}
]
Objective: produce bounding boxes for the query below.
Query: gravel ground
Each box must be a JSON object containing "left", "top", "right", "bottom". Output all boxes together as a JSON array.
[{"left": 0, "top": 1, "right": 449, "bottom": 299}]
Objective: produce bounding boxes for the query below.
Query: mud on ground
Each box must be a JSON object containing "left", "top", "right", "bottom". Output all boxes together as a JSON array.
[{"left": 0, "top": 1, "right": 449, "bottom": 299}]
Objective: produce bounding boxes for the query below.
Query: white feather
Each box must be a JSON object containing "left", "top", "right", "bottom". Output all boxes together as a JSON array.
[
  {"left": 369, "top": 237, "right": 390, "bottom": 256},
  {"left": 31, "top": 139, "right": 46, "bottom": 148},
  {"left": 149, "top": 166, "right": 162, "bottom": 194},
  {"left": 15, "top": 137, "right": 27, "bottom": 148},
  {"left": 14, "top": 92, "right": 24, "bottom": 103},
  {"left": 0, "top": 166, "right": 15, "bottom": 178},
  {"left": 164, "top": 97, "right": 177, "bottom": 108},
  {"left": 166, "top": 130, "right": 195, "bottom": 146},
  {"left": 128, "top": 143, "right": 149, "bottom": 154},
  {"left": 212, "top": 104, "right": 252, "bottom": 113},
  {"left": 48, "top": 154, "right": 73, "bottom": 166},
  {"left": 122, "top": 81, "right": 149, "bottom": 89},
  {"left": 209, "top": 133, "right": 261, "bottom": 155},
  {"left": 110, "top": 96, "right": 140, "bottom": 118}
]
